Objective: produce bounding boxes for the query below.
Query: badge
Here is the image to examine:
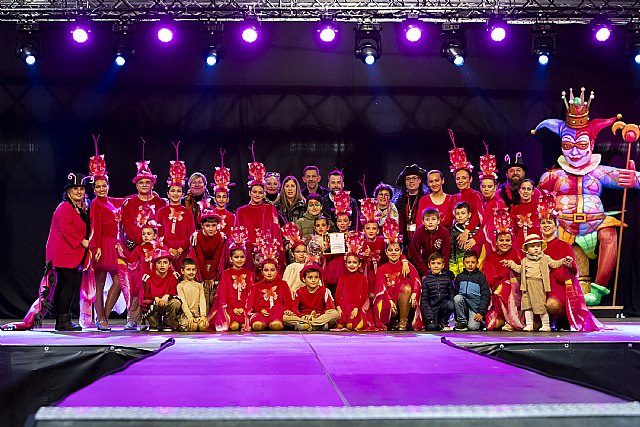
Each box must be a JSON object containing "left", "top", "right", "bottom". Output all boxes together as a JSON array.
[{"left": 408, "top": 224, "right": 416, "bottom": 232}]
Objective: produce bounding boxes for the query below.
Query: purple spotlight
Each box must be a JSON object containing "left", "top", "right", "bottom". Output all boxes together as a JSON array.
[
  {"left": 157, "top": 27, "right": 174, "bottom": 43},
  {"left": 488, "top": 19, "right": 507, "bottom": 42},
  {"left": 595, "top": 26, "right": 611, "bottom": 42},
  {"left": 405, "top": 25, "right": 422, "bottom": 43},
  {"left": 72, "top": 27, "right": 89, "bottom": 44},
  {"left": 241, "top": 25, "right": 259, "bottom": 43},
  {"left": 319, "top": 26, "right": 337, "bottom": 43}
]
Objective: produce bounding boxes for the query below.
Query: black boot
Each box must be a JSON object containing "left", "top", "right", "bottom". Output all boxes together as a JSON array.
[{"left": 56, "top": 314, "right": 82, "bottom": 331}]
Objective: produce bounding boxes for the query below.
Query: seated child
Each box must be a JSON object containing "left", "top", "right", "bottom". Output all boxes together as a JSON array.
[
  {"left": 281, "top": 223, "right": 308, "bottom": 296},
  {"left": 421, "top": 252, "right": 455, "bottom": 331},
  {"left": 335, "top": 237, "right": 369, "bottom": 331},
  {"left": 192, "top": 209, "right": 225, "bottom": 314},
  {"left": 503, "top": 234, "right": 572, "bottom": 332},
  {"left": 409, "top": 208, "right": 451, "bottom": 280},
  {"left": 176, "top": 258, "right": 209, "bottom": 332},
  {"left": 284, "top": 262, "right": 339, "bottom": 331},
  {"left": 450, "top": 202, "right": 482, "bottom": 276},
  {"left": 453, "top": 250, "right": 491, "bottom": 331},
  {"left": 211, "top": 244, "right": 253, "bottom": 332},
  {"left": 141, "top": 247, "right": 181, "bottom": 332}
]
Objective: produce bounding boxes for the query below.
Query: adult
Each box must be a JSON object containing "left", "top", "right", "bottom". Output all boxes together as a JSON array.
[
  {"left": 480, "top": 208, "right": 524, "bottom": 331},
  {"left": 182, "top": 172, "right": 211, "bottom": 229},
  {"left": 510, "top": 179, "right": 540, "bottom": 255},
  {"left": 394, "top": 164, "right": 427, "bottom": 249},
  {"left": 46, "top": 173, "right": 92, "bottom": 331},
  {"left": 499, "top": 153, "right": 540, "bottom": 210},
  {"left": 478, "top": 151, "right": 507, "bottom": 254},
  {"left": 416, "top": 169, "right": 454, "bottom": 230},
  {"left": 301, "top": 165, "right": 329, "bottom": 198},
  {"left": 274, "top": 176, "right": 306, "bottom": 224},
  {"left": 264, "top": 172, "right": 281, "bottom": 204},
  {"left": 538, "top": 192, "right": 603, "bottom": 331},
  {"left": 321, "top": 170, "right": 359, "bottom": 229},
  {"left": 373, "top": 182, "right": 399, "bottom": 228}
]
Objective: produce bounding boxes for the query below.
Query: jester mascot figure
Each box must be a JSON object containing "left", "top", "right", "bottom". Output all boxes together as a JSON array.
[{"left": 533, "top": 87, "right": 640, "bottom": 305}]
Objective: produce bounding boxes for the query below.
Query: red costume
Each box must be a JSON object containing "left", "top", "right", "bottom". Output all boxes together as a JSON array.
[
  {"left": 46, "top": 201, "right": 89, "bottom": 269},
  {"left": 481, "top": 195, "right": 507, "bottom": 254},
  {"left": 89, "top": 197, "right": 122, "bottom": 271},
  {"left": 335, "top": 271, "right": 369, "bottom": 330},
  {"left": 192, "top": 229, "right": 225, "bottom": 281},
  {"left": 248, "top": 277, "right": 292, "bottom": 325},
  {"left": 157, "top": 204, "right": 196, "bottom": 269},
  {"left": 416, "top": 194, "right": 455, "bottom": 230},
  {"left": 409, "top": 225, "right": 451, "bottom": 278},
  {"left": 125, "top": 242, "right": 155, "bottom": 300},
  {"left": 324, "top": 257, "right": 348, "bottom": 290},
  {"left": 372, "top": 260, "right": 423, "bottom": 331},
  {"left": 481, "top": 248, "right": 524, "bottom": 330},
  {"left": 142, "top": 270, "right": 179, "bottom": 303},
  {"left": 363, "top": 236, "right": 387, "bottom": 297},
  {"left": 209, "top": 267, "right": 253, "bottom": 331},
  {"left": 291, "top": 286, "right": 336, "bottom": 316},
  {"left": 510, "top": 200, "right": 540, "bottom": 255},
  {"left": 121, "top": 195, "right": 167, "bottom": 246},
  {"left": 215, "top": 207, "right": 235, "bottom": 237}
]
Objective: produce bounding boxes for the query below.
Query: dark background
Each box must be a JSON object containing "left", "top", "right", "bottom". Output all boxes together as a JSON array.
[{"left": 1, "top": 20, "right": 639, "bottom": 317}]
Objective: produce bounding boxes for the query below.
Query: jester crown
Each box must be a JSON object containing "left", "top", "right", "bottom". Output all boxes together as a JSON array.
[
  {"left": 88, "top": 134, "right": 108, "bottom": 181},
  {"left": 478, "top": 142, "right": 497, "bottom": 181},
  {"left": 212, "top": 148, "right": 234, "bottom": 193},
  {"left": 562, "top": 87, "right": 594, "bottom": 129},
  {"left": 537, "top": 189, "right": 558, "bottom": 219},
  {"left": 382, "top": 217, "right": 402, "bottom": 244},
  {"left": 493, "top": 207, "right": 513, "bottom": 236},
  {"left": 167, "top": 141, "right": 187, "bottom": 187},
  {"left": 448, "top": 129, "right": 472, "bottom": 173}
]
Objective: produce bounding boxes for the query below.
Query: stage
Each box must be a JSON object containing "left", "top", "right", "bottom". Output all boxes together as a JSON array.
[{"left": 2, "top": 320, "right": 640, "bottom": 427}]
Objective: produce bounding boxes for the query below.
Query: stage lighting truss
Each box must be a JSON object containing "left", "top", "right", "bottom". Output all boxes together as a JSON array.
[
  {"left": 625, "top": 23, "right": 640, "bottom": 64},
  {"left": 113, "top": 21, "right": 135, "bottom": 66},
  {"left": 532, "top": 23, "right": 556, "bottom": 65},
  {"left": 354, "top": 22, "right": 382, "bottom": 65},
  {"left": 202, "top": 22, "right": 225, "bottom": 66},
  {"left": 440, "top": 23, "right": 466, "bottom": 66},
  {"left": 15, "top": 22, "right": 41, "bottom": 66}
]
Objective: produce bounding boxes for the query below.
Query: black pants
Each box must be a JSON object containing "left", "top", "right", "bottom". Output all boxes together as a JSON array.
[{"left": 54, "top": 267, "right": 81, "bottom": 320}]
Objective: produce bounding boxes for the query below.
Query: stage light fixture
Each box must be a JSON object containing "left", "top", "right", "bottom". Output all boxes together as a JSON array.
[
  {"left": 488, "top": 17, "right": 507, "bottom": 42},
  {"left": 402, "top": 18, "right": 423, "bottom": 43},
  {"left": 625, "top": 23, "right": 640, "bottom": 65},
  {"left": 157, "top": 24, "right": 174, "bottom": 43},
  {"left": 532, "top": 23, "right": 556, "bottom": 66},
  {"left": 317, "top": 18, "right": 338, "bottom": 44},
  {"left": 113, "top": 21, "right": 136, "bottom": 67},
  {"left": 241, "top": 18, "right": 260, "bottom": 44},
  {"left": 592, "top": 18, "right": 612, "bottom": 42},
  {"left": 16, "top": 22, "right": 41, "bottom": 66},
  {"left": 71, "top": 24, "right": 90, "bottom": 44},
  {"left": 440, "top": 23, "right": 466, "bottom": 66},
  {"left": 202, "top": 22, "right": 225, "bottom": 67},
  {"left": 354, "top": 22, "right": 382, "bottom": 66}
]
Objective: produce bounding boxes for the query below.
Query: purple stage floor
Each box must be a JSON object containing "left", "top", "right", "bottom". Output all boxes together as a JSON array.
[{"left": 3, "top": 321, "right": 638, "bottom": 410}]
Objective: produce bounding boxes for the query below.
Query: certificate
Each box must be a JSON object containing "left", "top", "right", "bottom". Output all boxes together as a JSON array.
[{"left": 329, "top": 233, "right": 346, "bottom": 254}]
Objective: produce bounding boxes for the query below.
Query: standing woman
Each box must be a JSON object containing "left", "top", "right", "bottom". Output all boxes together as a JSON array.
[
  {"left": 182, "top": 172, "right": 211, "bottom": 229},
  {"left": 274, "top": 176, "right": 306, "bottom": 224},
  {"left": 46, "top": 173, "right": 91, "bottom": 331},
  {"left": 88, "top": 149, "right": 122, "bottom": 331}
]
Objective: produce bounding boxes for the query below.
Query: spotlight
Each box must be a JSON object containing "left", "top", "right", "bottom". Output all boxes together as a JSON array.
[
  {"left": 317, "top": 18, "right": 338, "bottom": 44},
  {"left": 402, "top": 18, "right": 423, "bottom": 43},
  {"left": 354, "top": 22, "right": 382, "bottom": 65},
  {"left": 440, "top": 23, "right": 466, "bottom": 66},
  {"left": 488, "top": 17, "right": 507, "bottom": 42},
  {"left": 157, "top": 25, "right": 174, "bottom": 43},
  {"left": 113, "top": 21, "right": 136, "bottom": 66},
  {"left": 625, "top": 23, "right": 640, "bottom": 64},
  {"left": 71, "top": 26, "right": 89, "bottom": 44},
  {"left": 202, "top": 22, "right": 225, "bottom": 67},
  {"left": 592, "top": 18, "right": 612, "bottom": 42},
  {"left": 16, "top": 22, "right": 41, "bottom": 66},
  {"left": 532, "top": 23, "right": 556, "bottom": 65},
  {"left": 241, "top": 19, "right": 260, "bottom": 44}
]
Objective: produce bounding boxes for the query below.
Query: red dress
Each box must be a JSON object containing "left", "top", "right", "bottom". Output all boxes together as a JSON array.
[
  {"left": 510, "top": 200, "right": 540, "bottom": 255},
  {"left": 291, "top": 286, "right": 335, "bottom": 316},
  {"left": 235, "top": 203, "right": 284, "bottom": 268},
  {"left": 90, "top": 197, "right": 121, "bottom": 271},
  {"left": 372, "top": 260, "right": 423, "bottom": 330},
  {"left": 248, "top": 277, "right": 292, "bottom": 325},
  {"left": 215, "top": 207, "right": 235, "bottom": 238},
  {"left": 209, "top": 267, "right": 253, "bottom": 331},
  {"left": 417, "top": 193, "right": 455, "bottom": 230},
  {"left": 480, "top": 248, "right": 524, "bottom": 330},
  {"left": 363, "top": 236, "right": 387, "bottom": 297},
  {"left": 157, "top": 204, "right": 196, "bottom": 269},
  {"left": 46, "top": 202, "right": 88, "bottom": 269},
  {"left": 335, "top": 271, "right": 369, "bottom": 330},
  {"left": 121, "top": 195, "right": 167, "bottom": 246},
  {"left": 324, "top": 257, "right": 348, "bottom": 289}
]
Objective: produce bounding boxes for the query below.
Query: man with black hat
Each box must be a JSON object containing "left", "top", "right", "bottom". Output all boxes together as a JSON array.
[
  {"left": 395, "top": 164, "right": 428, "bottom": 251},
  {"left": 499, "top": 152, "right": 539, "bottom": 210}
]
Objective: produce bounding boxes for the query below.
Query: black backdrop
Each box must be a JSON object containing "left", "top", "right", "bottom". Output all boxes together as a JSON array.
[{"left": 1, "top": 20, "right": 640, "bottom": 317}]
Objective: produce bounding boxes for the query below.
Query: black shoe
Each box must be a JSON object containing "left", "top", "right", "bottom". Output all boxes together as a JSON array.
[
  {"left": 453, "top": 322, "right": 468, "bottom": 332},
  {"left": 55, "top": 316, "right": 82, "bottom": 332}
]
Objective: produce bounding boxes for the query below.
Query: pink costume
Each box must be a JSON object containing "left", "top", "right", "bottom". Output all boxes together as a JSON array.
[
  {"left": 510, "top": 199, "right": 540, "bottom": 256},
  {"left": 157, "top": 205, "right": 196, "bottom": 269},
  {"left": 209, "top": 267, "right": 253, "bottom": 331},
  {"left": 335, "top": 271, "right": 369, "bottom": 330},
  {"left": 372, "top": 260, "right": 423, "bottom": 331},
  {"left": 248, "top": 277, "right": 292, "bottom": 325}
]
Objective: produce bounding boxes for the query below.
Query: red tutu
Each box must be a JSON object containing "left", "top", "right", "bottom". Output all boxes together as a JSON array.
[
  {"left": 249, "top": 305, "right": 285, "bottom": 325},
  {"left": 93, "top": 237, "right": 120, "bottom": 271}
]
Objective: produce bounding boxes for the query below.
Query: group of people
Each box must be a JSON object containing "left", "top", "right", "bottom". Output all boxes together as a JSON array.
[{"left": 30, "top": 131, "right": 606, "bottom": 335}]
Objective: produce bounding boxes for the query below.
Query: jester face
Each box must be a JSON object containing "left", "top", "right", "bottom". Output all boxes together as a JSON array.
[{"left": 560, "top": 127, "right": 592, "bottom": 168}]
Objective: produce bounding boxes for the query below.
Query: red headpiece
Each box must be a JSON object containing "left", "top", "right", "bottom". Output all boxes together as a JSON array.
[
  {"left": 381, "top": 217, "right": 402, "bottom": 244},
  {"left": 212, "top": 148, "right": 234, "bottom": 193},
  {"left": 151, "top": 237, "right": 173, "bottom": 263},
  {"left": 344, "top": 231, "right": 365, "bottom": 259},
  {"left": 334, "top": 190, "right": 353, "bottom": 216},
  {"left": 493, "top": 207, "right": 513, "bottom": 236},
  {"left": 136, "top": 203, "right": 157, "bottom": 228},
  {"left": 359, "top": 198, "right": 379, "bottom": 225},
  {"left": 478, "top": 141, "right": 498, "bottom": 181},
  {"left": 198, "top": 198, "right": 221, "bottom": 224},
  {"left": 255, "top": 230, "right": 280, "bottom": 266},
  {"left": 132, "top": 138, "right": 157, "bottom": 184},
  {"left": 299, "top": 261, "right": 324, "bottom": 281},
  {"left": 88, "top": 134, "right": 108, "bottom": 181},
  {"left": 537, "top": 189, "right": 558, "bottom": 220},
  {"left": 448, "top": 129, "right": 473, "bottom": 174},
  {"left": 167, "top": 141, "right": 187, "bottom": 187},
  {"left": 247, "top": 142, "right": 266, "bottom": 187},
  {"left": 228, "top": 226, "right": 248, "bottom": 251},
  {"left": 282, "top": 222, "right": 306, "bottom": 249}
]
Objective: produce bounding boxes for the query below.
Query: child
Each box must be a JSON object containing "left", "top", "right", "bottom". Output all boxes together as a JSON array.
[
  {"left": 212, "top": 151, "right": 236, "bottom": 237},
  {"left": 409, "top": 208, "right": 452, "bottom": 280},
  {"left": 335, "top": 233, "right": 369, "bottom": 331},
  {"left": 449, "top": 202, "right": 482, "bottom": 276},
  {"left": 296, "top": 194, "right": 336, "bottom": 241},
  {"left": 360, "top": 198, "right": 387, "bottom": 301},
  {"left": 156, "top": 149, "right": 196, "bottom": 271},
  {"left": 281, "top": 223, "right": 308, "bottom": 296},
  {"left": 210, "top": 227, "right": 253, "bottom": 331},
  {"left": 323, "top": 191, "right": 353, "bottom": 294},
  {"left": 372, "top": 218, "right": 421, "bottom": 331},
  {"left": 478, "top": 146, "right": 507, "bottom": 254},
  {"left": 248, "top": 239, "right": 293, "bottom": 331},
  {"left": 176, "top": 258, "right": 209, "bottom": 332},
  {"left": 503, "top": 234, "right": 572, "bottom": 332},
  {"left": 314, "top": 215, "right": 332, "bottom": 254},
  {"left": 191, "top": 201, "right": 225, "bottom": 313},
  {"left": 284, "top": 262, "right": 339, "bottom": 330},
  {"left": 453, "top": 250, "right": 491, "bottom": 331},
  {"left": 141, "top": 246, "right": 181, "bottom": 331},
  {"left": 421, "top": 252, "right": 454, "bottom": 331}
]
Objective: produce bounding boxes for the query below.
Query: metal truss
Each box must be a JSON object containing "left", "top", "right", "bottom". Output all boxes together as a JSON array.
[{"left": 1, "top": 0, "right": 640, "bottom": 23}]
